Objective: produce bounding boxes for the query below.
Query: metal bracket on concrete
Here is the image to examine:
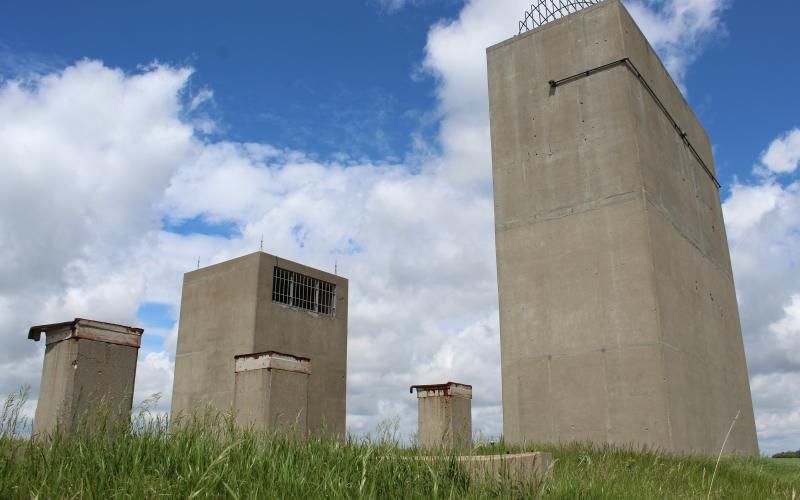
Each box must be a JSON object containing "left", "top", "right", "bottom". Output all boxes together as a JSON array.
[{"left": 548, "top": 57, "right": 722, "bottom": 190}]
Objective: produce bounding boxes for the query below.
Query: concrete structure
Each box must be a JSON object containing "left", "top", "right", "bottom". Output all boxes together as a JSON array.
[
  {"left": 171, "top": 252, "right": 348, "bottom": 438},
  {"left": 415, "top": 452, "right": 552, "bottom": 483},
  {"left": 28, "top": 319, "right": 143, "bottom": 436},
  {"left": 456, "top": 453, "right": 551, "bottom": 482},
  {"left": 487, "top": 0, "right": 758, "bottom": 454},
  {"left": 411, "top": 382, "right": 472, "bottom": 452},
  {"left": 233, "top": 351, "right": 311, "bottom": 437}
]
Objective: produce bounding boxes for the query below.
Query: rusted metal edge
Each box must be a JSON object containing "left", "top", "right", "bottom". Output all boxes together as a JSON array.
[
  {"left": 28, "top": 318, "right": 144, "bottom": 348},
  {"left": 410, "top": 382, "right": 473, "bottom": 394},
  {"left": 27, "top": 321, "right": 73, "bottom": 341}
]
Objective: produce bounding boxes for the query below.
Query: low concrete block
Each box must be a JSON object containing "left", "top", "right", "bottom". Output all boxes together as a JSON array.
[
  {"left": 411, "top": 382, "right": 472, "bottom": 452},
  {"left": 28, "top": 318, "right": 143, "bottom": 437},
  {"left": 459, "top": 452, "right": 552, "bottom": 482},
  {"left": 414, "top": 452, "right": 553, "bottom": 483},
  {"left": 233, "top": 351, "right": 310, "bottom": 437}
]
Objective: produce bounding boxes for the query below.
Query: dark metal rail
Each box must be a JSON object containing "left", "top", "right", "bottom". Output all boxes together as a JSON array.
[
  {"left": 519, "top": 0, "right": 605, "bottom": 34},
  {"left": 548, "top": 57, "right": 722, "bottom": 190}
]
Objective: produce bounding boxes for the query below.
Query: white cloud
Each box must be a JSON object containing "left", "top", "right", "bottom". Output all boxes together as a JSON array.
[
  {"left": 760, "top": 128, "right": 800, "bottom": 175},
  {"left": 374, "top": 0, "right": 431, "bottom": 13},
  {"left": 134, "top": 351, "right": 175, "bottom": 412},
  {"left": 378, "top": 0, "right": 410, "bottom": 12},
  {"left": 188, "top": 87, "right": 213, "bottom": 112},
  {"left": 751, "top": 372, "right": 800, "bottom": 453},
  {"left": 0, "top": 56, "right": 500, "bottom": 439},
  {"left": 0, "top": 60, "right": 194, "bottom": 397},
  {"left": 770, "top": 295, "right": 800, "bottom": 361},
  {"left": 722, "top": 137, "right": 800, "bottom": 454},
  {"left": 625, "top": 0, "right": 729, "bottom": 86}
]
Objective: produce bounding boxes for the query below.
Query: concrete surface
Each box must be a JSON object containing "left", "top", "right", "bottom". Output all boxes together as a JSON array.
[
  {"left": 28, "top": 319, "right": 143, "bottom": 436},
  {"left": 459, "top": 452, "right": 552, "bottom": 483},
  {"left": 412, "top": 382, "right": 472, "bottom": 452},
  {"left": 233, "top": 351, "right": 310, "bottom": 437},
  {"left": 414, "top": 452, "right": 552, "bottom": 483},
  {"left": 487, "top": 0, "right": 758, "bottom": 455},
  {"left": 171, "top": 252, "right": 348, "bottom": 439}
]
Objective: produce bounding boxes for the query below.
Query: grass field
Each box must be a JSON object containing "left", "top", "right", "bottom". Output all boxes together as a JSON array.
[{"left": 1, "top": 395, "right": 798, "bottom": 498}]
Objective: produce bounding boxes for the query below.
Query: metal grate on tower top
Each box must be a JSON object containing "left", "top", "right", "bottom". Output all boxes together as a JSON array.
[{"left": 518, "top": 0, "right": 605, "bottom": 34}]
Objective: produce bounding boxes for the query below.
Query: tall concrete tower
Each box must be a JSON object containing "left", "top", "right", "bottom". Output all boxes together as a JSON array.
[
  {"left": 487, "top": 0, "right": 758, "bottom": 454},
  {"left": 171, "top": 252, "right": 348, "bottom": 438}
]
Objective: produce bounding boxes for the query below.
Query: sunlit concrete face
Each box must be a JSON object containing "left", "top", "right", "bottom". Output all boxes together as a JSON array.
[
  {"left": 233, "top": 352, "right": 311, "bottom": 437},
  {"left": 487, "top": 0, "right": 758, "bottom": 455},
  {"left": 29, "top": 319, "right": 142, "bottom": 437},
  {"left": 171, "top": 252, "right": 348, "bottom": 438}
]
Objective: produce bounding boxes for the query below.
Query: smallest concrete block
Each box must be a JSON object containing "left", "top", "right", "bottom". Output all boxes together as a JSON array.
[
  {"left": 28, "top": 318, "right": 143, "bottom": 437},
  {"left": 459, "top": 452, "right": 552, "bottom": 483},
  {"left": 411, "top": 382, "right": 472, "bottom": 452},
  {"left": 234, "top": 351, "right": 311, "bottom": 438}
]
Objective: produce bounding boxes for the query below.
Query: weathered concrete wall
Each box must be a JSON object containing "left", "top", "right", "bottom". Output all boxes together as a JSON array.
[
  {"left": 171, "top": 252, "right": 348, "bottom": 438},
  {"left": 233, "top": 352, "right": 310, "bottom": 437},
  {"left": 457, "top": 452, "right": 552, "bottom": 482},
  {"left": 34, "top": 338, "right": 79, "bottom": 436},
  {"left": 414, "top": 383, "right": 472, "bottom": 452},
  {"left": 487, "top": 0, "right": 757, "bottom": 455},
  {"left": 253, "top": 256, "right": 348, "bottom": 437},
  {"left": 31, "top": 320, "right": 141, "bottom": 436},
  {"left": 172, "top": 253, "right": 261, "bottom": 415}
]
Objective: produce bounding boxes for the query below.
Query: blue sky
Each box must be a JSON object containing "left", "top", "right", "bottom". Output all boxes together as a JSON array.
[
  {"left": 1, "top": 0, "right": 462, "bottom": 159},
  {"left": 1, "top": 0, "right": 799, "bottom": 455},
  {"left": 3, "top": 1, "right": 797, "bottom": 177}
]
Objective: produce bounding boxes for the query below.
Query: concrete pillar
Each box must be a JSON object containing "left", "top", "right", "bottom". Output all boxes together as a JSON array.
[
  {"left": 487, "top": 0, "right": 759, "bottom": 455},
  {"left": 411, "top": 382, "right": 472, "bottom": 452},
  {"left": 171, "top": 252, "right": 348, "bottom": 439},
  {"left": 233, "top": 351, "right": 311, "bottom": 437},
  {"left": 28, "top": 318, "right": 143, "bottom": 436}
]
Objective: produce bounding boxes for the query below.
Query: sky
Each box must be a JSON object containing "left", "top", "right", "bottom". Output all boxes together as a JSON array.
[{"left": 0, "top": 0, "right": 798, "bottom": 455}]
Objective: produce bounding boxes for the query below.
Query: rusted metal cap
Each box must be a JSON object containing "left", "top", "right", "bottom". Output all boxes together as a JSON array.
[
  {"left": 28, "top": 318, "right": 144, "bottom": 348},
  {"left": 410, "top": 382, "right": 473, "bottom": 399}
]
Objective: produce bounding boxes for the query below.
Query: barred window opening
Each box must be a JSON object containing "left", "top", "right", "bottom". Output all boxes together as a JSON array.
[{"left": 272, "top": 266, "right": 336, "bottom": 316}]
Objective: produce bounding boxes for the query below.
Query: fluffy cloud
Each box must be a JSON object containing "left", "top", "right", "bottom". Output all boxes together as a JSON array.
[
  {"left": 0, "top": 60, "right": 194, "bottom": 402},
  {"left": 751, "top": 371, "right": 800, "bottom": 454},
  {"left": 625, "top": 0, "right": 729, "bottom": 86},
  {"left": 723, "top": 137, "right": 800, "bottom": 454},
  {"left": 0, "top": 56, "right": 500, "bottom": 433},
  {"left": 134, "top": 351, "right": 175, "bottom": 411},
  {"left": 760, "top": 128, "right": 800, "bottom": 175},
  {"left": 373, "top": 0, "right": 432, "bottom": 14}
]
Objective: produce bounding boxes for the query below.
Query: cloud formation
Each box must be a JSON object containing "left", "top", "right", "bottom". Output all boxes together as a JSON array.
[
  {"left": 625, "top": 0, "right": 730, "bottom": 86},
  {"left": 760, "top": 128, "right": 800, "bottom": 175},
  {"left": 0, "top": 60, "right": 193, "bottom": 399},
  {"left": 723, "top": 137, "right": 800, "bottom": 453},
  {"left": 0, "top": 56, "right": 501, "bottom": 436}
]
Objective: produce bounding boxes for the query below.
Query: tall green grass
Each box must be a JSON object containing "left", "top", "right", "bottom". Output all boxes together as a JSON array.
[{"left": 1, "top": 391, "right": 798, "bottom": 499}]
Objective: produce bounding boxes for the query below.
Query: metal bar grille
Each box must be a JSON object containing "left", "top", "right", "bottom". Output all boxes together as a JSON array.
[
  {"left": 519, "top": 0, "right": 604, "bottom": 34},
  {"left": 548, "top": 57, "right": 722, "bottom": 190},
  {"left": 272, "top": 267, "right": 336, "bottom": 316}
]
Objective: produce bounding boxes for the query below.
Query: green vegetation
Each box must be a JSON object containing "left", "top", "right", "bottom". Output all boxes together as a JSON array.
[
  {"left": 774, "top": 450, "right": 800, "bottom": 459},
  {"left": 1, "top": 392, "right": 798, "bottom": 498}
]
